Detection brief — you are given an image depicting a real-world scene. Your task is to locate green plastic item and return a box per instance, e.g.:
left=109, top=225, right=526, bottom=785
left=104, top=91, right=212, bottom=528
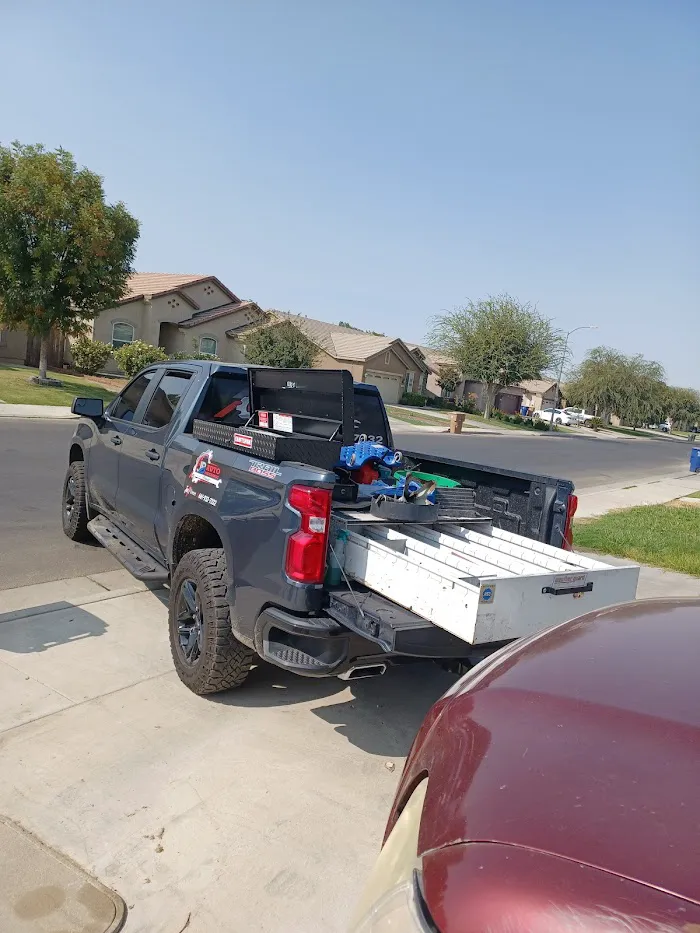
left=394, top=470, right=460, bottom=488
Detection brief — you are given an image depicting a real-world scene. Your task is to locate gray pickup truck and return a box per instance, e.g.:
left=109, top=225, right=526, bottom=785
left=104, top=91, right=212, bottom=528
left=63, top=361, right=577, bottom=695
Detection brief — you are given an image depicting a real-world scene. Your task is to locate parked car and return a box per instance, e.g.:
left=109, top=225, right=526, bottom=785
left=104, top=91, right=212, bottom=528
left=660, top=420, right=672, bottom=433
left=351, top=599, right=700, bottom=932
left=532, top=407, right=573, bottom=425
left=562, top=406, right=594, bottom=424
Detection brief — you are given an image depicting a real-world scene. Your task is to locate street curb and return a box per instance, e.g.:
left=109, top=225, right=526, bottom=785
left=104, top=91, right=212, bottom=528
left=0, top=404, right=77, bottom=419
left=0, top=584, right=165, bottom=625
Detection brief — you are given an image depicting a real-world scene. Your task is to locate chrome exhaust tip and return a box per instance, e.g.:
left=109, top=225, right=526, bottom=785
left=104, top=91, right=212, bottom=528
left=338, top=663, right=387, bottom=681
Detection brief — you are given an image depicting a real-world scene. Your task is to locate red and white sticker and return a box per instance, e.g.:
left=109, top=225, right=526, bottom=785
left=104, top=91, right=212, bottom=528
left=234, top=433, right=253, bottom=449
left=258, top=410, right=269, bottom=428
left=273, top=412, right=293, bottom=433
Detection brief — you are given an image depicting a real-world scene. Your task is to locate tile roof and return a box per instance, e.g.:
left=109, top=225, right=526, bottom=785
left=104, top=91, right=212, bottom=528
left=519, top=378, right=558, bottom=394
left=406, top=343, right=457, bottom=372
left=122, top=273, right=208, bottom=300
left=178, top=301, right=259, bottom=329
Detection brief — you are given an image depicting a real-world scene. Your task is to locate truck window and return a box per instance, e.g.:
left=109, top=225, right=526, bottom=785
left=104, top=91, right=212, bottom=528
left=142, top=371, right=192, bottom=428
left=195, top=372, right=250, bottom=427
left=353, top=387, right=389, bottom=444
left=111, top=371, right=155, bottom=422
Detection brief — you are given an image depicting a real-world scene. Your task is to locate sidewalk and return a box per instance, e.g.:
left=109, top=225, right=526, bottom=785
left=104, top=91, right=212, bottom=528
left=0, top=403, right=76, bottom=419
left=576, top=471, right=700, bottom=518
left=0, top=575, right=447, bottom=933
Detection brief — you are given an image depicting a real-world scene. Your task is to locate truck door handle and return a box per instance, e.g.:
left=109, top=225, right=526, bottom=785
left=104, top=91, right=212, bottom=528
left=146, top=448, right=161, bottom=461
left=111, top=436, right=122, bottom=446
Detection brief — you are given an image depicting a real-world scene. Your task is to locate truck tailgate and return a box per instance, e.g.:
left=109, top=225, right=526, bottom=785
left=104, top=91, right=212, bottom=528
left=337, top=522, right=639, bottom=644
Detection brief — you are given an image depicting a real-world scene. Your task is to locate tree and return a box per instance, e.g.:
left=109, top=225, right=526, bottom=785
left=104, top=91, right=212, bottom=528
left=665, top=386, right=700, bottom=430
left=436, top=363, right=461, bottom=396
left=427, top=295, right=561, bottom=419
left=244, top=320, right=319, bottom=368
left=0, top=142, right=139, bottom=381
left=565, top=348, right=667, bottom=428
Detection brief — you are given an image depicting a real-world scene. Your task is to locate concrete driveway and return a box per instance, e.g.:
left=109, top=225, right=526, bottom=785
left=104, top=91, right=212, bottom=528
left=0, top=572, right=454, bottom=933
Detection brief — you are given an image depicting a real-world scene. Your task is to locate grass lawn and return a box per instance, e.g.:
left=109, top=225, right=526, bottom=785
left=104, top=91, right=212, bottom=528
left=0, top=363, right=120, bottom=406
left=603, top=424, right=663, bottom=439
left=575, top=504, right=700, bottom=576
left=463, top=413, right=575, bottom=433
left=686, top=490, right=700, bottom=499
left=386, top=406, right=449, bottom=427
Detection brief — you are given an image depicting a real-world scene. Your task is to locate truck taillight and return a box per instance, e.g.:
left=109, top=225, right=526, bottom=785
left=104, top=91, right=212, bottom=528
left=563, top=493, right=578, bottom=550
left=285, top=485, right=332, bottom=584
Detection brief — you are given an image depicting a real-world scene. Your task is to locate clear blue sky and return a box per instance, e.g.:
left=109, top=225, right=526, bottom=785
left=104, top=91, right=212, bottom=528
left=2, top=0, right=698, bottom=386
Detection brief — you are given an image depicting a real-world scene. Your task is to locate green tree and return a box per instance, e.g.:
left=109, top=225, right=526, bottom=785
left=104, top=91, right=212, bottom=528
left=436, top=363, right=461, bottom=396
left=428, top=295, right=561, bottom=419
left=245, top=320, right=319, bottom=368
left=565, top=348, right=666, bottom=428
left=665, top=386, right=700, bottom=430
left=0, top=142, right=139, bottom=381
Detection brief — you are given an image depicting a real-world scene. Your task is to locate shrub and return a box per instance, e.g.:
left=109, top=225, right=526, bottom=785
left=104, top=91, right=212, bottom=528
left=588, top=417, right=604, bottom=432
left=70, top=336, right=112, bottom=375
left=512, top=412, right=524, bottom=424
left=400, top=392, right=427, bottom=407
left=113, top=340, right=168, bottom=377
left=426, top=396, right=456, bottom=409
left=456, top=393, right=478, bottom=414
left=533, top=418, right=550, bottom=430
left=169, top=350, right=220, bottom=362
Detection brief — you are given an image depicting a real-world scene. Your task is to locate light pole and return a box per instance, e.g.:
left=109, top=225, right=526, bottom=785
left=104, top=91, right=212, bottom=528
left=553, top=325, right=598, bottom=430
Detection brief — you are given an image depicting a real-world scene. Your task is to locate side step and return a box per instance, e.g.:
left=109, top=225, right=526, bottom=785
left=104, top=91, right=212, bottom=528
left=87, top=516, right=169, bottom=583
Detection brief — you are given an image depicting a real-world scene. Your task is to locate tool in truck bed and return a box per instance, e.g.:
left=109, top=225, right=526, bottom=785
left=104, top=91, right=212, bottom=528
left=63, top=362, right=639, bottom=696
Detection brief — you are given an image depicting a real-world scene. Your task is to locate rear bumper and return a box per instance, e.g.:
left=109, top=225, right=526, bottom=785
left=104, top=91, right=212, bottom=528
left=254, top=589, right=478, bottom=678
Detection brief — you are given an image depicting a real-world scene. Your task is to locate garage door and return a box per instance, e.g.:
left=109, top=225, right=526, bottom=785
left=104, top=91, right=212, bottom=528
left=364, top=372, right=403, bottom=405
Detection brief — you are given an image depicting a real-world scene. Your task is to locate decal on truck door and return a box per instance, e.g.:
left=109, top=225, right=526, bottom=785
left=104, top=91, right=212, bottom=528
left=190, top=450, right=223, bottom=488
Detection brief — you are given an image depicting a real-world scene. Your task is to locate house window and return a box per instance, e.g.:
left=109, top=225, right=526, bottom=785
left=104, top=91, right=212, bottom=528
left=0, top=328, right=6, bottom=347
left=384, top=351, right=391, bottom=365
left=419, top=372, right=426, bottom=392
left=405, top=371, right=415, bottom=393
left=199, top=336, right=218, bottom=356
left=111, top=321, right=135, bottom=349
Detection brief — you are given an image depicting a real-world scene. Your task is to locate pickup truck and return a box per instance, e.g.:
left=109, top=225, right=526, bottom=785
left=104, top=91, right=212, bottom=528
left=62, top=361, right=597, bottom=696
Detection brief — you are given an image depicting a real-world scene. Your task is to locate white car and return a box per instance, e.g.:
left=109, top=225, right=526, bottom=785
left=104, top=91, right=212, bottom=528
left=562, top=406, right=594, bottom=424
left=532, top=407, right=573, bottom=426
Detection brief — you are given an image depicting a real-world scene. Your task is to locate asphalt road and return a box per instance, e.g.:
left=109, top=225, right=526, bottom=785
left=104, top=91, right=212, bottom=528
left=0, top=419, right=694, bottom=590
left=0, top=420, right=117, bottom=590
left=394, top=428, right=694, bottom=490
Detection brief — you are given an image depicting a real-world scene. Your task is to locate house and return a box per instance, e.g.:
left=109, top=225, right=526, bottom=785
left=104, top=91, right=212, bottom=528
left=406, top=344, right=459, bottom=398
left=228, top=312, right=429, bottom=404
left=91, top=273, right=262, bottom=372
left=518, top=379, right=559, bottom=412
left=0, top=272, right=262, bottom=371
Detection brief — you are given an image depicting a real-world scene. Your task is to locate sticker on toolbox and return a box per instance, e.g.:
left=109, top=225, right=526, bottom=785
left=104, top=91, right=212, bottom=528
left=233, top=433, right=253, bottom=449
left=552, top=572, right=588, bottom=589
left=258, top=411, right=269, bottom=428
left=480, top=584, right=496, bottom=603
left=273, top=412, right=293, bottom=433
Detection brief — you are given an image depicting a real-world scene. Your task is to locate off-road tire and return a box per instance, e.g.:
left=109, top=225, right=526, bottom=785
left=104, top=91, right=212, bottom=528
left=62, top=461, right=92, bottom=542
left=169, top=548, right=255, bottom=695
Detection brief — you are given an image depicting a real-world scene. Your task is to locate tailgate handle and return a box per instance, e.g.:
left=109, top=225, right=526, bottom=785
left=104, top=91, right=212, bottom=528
left=542, top=582, right=594, bottom=596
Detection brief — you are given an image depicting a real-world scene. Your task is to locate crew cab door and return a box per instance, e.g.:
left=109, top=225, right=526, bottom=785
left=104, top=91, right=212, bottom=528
left=88, top=370, right=157, bottom=517
left=115, top=369, right=194, bottom=552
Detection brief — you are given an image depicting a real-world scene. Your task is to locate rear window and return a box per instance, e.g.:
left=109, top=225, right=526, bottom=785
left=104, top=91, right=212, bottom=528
left=353, top=387, right=389, bottom=444
left=195, top=372, right=250, bottom=426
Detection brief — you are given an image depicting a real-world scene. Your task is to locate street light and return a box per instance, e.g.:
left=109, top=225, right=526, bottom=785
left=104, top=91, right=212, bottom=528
left=553, top=325, right=598, bottom=430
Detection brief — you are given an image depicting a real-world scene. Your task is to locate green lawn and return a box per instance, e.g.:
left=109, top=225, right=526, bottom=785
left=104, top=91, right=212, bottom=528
left=386, top=406, right=449, bottom=427
left=463, top=413, right=575, bottom=433
left=575, top=504, right=700, bottom=576
left=686, top=490, right=700, bottom=499
left=603, top=424, right=664, bottom=439
left=0, top=363, right=119, bottom=406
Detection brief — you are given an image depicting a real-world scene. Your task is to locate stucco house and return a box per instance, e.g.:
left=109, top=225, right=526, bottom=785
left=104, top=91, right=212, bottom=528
left=91, top=272, right=262, bottom=372
left=228, top=312, right=429, bottom=404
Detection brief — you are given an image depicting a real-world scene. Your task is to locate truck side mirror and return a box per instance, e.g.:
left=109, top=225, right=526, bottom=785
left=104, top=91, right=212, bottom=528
left=71, top=397, right=104, bottom=419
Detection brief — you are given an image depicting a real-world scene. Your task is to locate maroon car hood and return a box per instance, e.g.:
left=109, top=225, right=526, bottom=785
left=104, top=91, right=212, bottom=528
left=414, top=600, right=700, bottom=905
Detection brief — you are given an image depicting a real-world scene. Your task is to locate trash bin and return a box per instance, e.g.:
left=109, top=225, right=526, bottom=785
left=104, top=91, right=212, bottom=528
left=520, top=405, right=529, bottom=417
left=691, top=448, right=700, bottom=473
left=449, top=412, right=466, bottom=434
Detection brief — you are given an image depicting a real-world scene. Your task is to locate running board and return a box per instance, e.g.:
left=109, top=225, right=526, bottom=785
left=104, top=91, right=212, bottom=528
left=87, top=516, right=169, bottom=583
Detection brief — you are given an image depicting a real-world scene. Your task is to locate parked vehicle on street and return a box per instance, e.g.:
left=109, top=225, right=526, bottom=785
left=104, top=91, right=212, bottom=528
left=63, top=362, right=636, bottom=695
left=660, top=419, right=672, bottom=433
left=562, top=406, right=594, bottom=424
left=351, top=599, right=700, bottom=933
left=532, top=407, right=573, bottom=425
